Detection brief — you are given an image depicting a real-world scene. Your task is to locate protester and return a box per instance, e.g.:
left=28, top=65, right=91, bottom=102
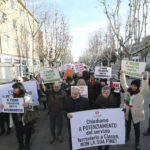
left=95, top=85, right=117, bottom=150
left=86, top=71, right=99, bottom=108
left=15, top=76, right=23, bottom=83
left=97, top=78, right=107, bottom=95
left=61, top=76, right=75, bottom=96
left=120, top=70, right=148, bottom=150
left=40, top=80, right=67, bottom=144
left=64, top=87, right=89, bottom=150
left=74, top=72, right=84, bottom=85
left=77, top=79, right=86, bottom=86
left=110, top=74, right=123, bottom=107
left=1, top=83, right=33, bottom=150
left=82, top=66, right=90, bottom=81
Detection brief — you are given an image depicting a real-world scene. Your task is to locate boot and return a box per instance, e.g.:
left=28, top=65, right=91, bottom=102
left=57, top=135, right=63, bottom=143
left=49, top=136, right=55, bottom=144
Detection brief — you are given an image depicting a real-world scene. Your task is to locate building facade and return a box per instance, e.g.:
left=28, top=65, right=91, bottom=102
left=0, top=0, right=41, bottom=83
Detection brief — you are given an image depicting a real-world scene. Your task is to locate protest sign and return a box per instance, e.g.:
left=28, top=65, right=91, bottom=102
left=40, top=69, right=61, bottom=84
left=2, top=98, right=24, bottom=113
left=64, top=64, right=72, bottom=71
left=74, top=63, right=84, bottom=73
left=121, top=60, right=146, bottom=78
left=95, top=66, right=112, bottom=79
left=63, top=69, right=74, bottom=79
left=113, top=82, right=120, bottom=93
left=0, top=81, right=39, bottom=113
left=70, top=108, right=125, bottom=150
left=71, top=86, right=88, bottom=98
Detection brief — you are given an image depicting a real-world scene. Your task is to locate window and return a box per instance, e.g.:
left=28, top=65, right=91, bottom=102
left=1, top=13, right=7, bottom=23
left=14, top=40, right=18, bottom=49
left=19, top=8, right=22, bottom=16
left=3, top=35, right=9, bottom=51
left=12, top=20, right=16, bottom=29
left=11, top=1, right=14, bottom=9
left=20, top=25, right=23, bottom=34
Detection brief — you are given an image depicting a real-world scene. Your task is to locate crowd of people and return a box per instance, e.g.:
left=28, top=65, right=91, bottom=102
left=0, top=66, right=150, bottom=150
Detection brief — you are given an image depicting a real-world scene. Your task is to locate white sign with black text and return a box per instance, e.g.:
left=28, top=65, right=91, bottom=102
left=70, top=108, right=125, bottom=150
left=95, top=67, right=112, bottom=79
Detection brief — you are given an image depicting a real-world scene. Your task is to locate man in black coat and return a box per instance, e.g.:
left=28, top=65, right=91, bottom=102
left=95, top=85, right=117, bottom=150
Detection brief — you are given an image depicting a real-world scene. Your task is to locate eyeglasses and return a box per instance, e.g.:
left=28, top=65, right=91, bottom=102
left=16, top=80, right=21, bottom=82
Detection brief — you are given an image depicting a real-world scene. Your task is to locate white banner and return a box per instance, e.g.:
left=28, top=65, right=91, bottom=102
left=121, top=60, right=146, bottom=78
left=95, top=66, right=112, bottom=79
left=40, top=68, right=61, bottom=84
left=2, top=98, right=24, bottom=113
left=70, top=108, right=125, bottom=150
left=71, top=86, right=88, bottom=98
left=0, top=81, right=39, bottom=112
left=74, top=64, right=84, bottom=73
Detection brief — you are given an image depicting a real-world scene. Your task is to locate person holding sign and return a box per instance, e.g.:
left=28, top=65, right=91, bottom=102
left=40, top=80, right=67, bottom=144
left=64, top=87, right=89, bottom=150
left=86, top=71, right=99, bottom=109
left=120, top=71, right=148, bottom=150
left=1, top=83, right=33, bottom=150
left=95, top=86, right=117, bottom=150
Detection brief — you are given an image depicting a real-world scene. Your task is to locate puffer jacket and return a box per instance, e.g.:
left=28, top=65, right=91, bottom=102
left=120, top=73, right=148, bottom=124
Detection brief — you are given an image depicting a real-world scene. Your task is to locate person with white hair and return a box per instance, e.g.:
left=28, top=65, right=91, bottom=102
left=40, top=80, right=67, bottom=144
left=64, top=87, right=89, bottom=150
left=15, top=76, right=23, bottom=83
left=95, top=85, right=117, bottom=150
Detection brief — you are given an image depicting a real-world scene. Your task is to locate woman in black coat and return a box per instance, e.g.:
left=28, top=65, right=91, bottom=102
left=95, top=85, right=117, bottom=150
left=64, top=87, right=89, bottom=150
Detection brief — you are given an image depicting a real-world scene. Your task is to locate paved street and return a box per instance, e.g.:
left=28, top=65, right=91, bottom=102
left=0, top=86, right=150, bottom=150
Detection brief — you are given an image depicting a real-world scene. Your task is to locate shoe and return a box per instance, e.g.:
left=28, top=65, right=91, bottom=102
left=49, top=136, right=55, bottom=144
left=143, top=129, right=150, bottom=136
left=57, top=135, right=63, bottom=143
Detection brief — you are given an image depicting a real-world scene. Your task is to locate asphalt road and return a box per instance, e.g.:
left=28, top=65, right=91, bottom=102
left=0, top=84, right=150, bottom=150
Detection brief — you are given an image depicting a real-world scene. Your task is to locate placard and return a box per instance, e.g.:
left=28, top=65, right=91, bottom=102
left=40, top=69, right=61, bottom=84
left=95, top=66, right=112, bottom=78
left=70, top=108, right=125, bottom=150
left=71, top=86, right=88, bottom=98
left=74, top=64, right=84, bottom=73
left=63, top=69, right=74, bottom=79
left=121, top=60, right=146, bottom=78
left=113, top=82, right=120, bottom=93
left=2, top=98, right=24, bottom=113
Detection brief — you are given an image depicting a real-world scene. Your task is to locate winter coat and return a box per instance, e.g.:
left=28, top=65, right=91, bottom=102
left=44, top=88, right=67, bottom=113
left=120, top=73, right=148, bottom=124
left=10, top=93, right=33, bottom=126
left=95, top=94, right=117, bottom=109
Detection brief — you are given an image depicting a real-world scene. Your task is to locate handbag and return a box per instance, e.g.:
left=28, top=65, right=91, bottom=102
left=24, top=110, right=40, bottom=124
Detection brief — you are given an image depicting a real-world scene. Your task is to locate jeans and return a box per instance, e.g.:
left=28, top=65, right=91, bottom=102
left=126, top=110, right=140, bottom=145
left=49, top=112, right=63, bottom=136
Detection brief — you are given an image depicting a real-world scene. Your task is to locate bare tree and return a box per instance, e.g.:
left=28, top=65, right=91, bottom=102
left=101, top=0, right=149, bottom=61
left=41, top=9, right=72, bottom=66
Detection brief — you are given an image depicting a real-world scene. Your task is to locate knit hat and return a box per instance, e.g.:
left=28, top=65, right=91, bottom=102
left=131, top=79, right=141, bottom=89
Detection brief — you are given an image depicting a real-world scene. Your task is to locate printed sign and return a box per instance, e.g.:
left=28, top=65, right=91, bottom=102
left=0, top=81, right=39, bottom=112
left=95, top=66, right=112, bottom=78
left=70, top=108, right=125, bottom=150
left=2, top=98, right=24, bottom=113
left=71, top=86, right=88, bottom=98
left=74, top=64, right=84, bottom=73
left=64, top=64, right=72, bottom=71
left=40, top=69, right=61, bottom=84
left=113, top=82, right=120, bottom=93
left=121, top=60, right=146, bottom=78
left=63, top=69, right=74, bottom=79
